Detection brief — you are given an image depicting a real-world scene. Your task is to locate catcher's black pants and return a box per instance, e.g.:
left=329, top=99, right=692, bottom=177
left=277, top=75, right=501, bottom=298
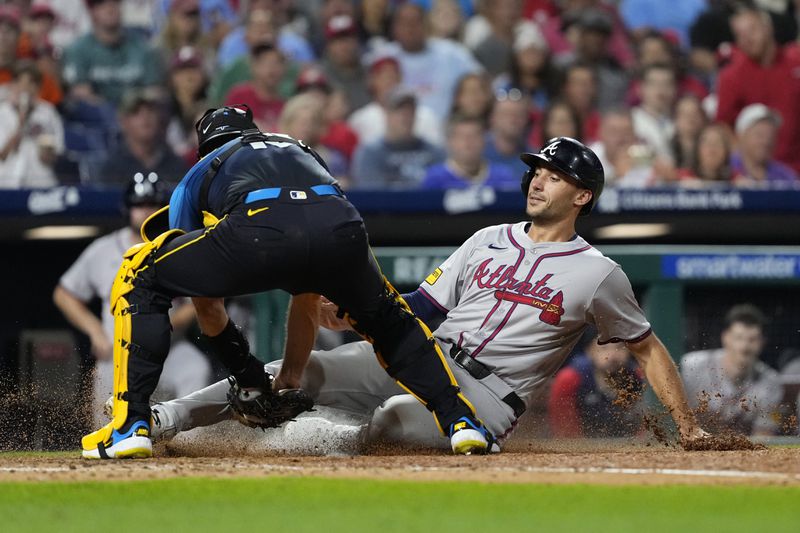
left=123, top=190, right=473, bottom=431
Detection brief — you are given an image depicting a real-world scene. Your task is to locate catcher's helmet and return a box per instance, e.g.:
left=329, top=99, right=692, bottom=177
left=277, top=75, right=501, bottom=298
left=124, top=172, right=171, bottom=208
left=195, top=105, right=257, bottom=158
left=520, top=136, right=605, bottom=216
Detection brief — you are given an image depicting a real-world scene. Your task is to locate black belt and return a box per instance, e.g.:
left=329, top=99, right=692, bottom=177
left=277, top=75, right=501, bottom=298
left=450, top=346, right=526, bottom=418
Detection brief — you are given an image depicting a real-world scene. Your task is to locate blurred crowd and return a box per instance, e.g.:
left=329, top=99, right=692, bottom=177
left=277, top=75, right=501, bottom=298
left=0, top=0, right=798, bottom=191
left=547, top=303, right=800, bottom=439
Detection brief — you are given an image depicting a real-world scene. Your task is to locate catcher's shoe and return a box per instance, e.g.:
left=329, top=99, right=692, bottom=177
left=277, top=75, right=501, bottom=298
left=81, top=419, right=152, bottom=460
left=104, top=397, right=177, bottom=443
left=449, top=416, right=493, bottom=455
left=226, top=374, right=314, bottom=430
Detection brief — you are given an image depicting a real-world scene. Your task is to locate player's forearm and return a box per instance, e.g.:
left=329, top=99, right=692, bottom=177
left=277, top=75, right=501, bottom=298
left=280, top=294, right=321, bottom=386
left=53, top=285, right=105, bottom=339
left=634, top=338, right=699, bottom=436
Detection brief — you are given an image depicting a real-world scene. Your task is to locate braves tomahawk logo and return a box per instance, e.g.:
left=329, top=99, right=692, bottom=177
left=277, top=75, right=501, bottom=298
left=470, top=259, right=565, bottom=325
left=542, top=140, right=561, bottom=156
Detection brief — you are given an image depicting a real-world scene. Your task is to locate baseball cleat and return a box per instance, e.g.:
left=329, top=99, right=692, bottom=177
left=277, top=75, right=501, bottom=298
left=449, top=416, right=493, bottom=455
left=150, top=404, right=178, bottom=442
left=104, top=397, right=177, bottom=443
left=82, top=419, right=153, bottom=460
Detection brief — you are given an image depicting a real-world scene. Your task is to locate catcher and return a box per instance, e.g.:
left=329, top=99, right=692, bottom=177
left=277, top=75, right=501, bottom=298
left=81, top=105, right=493, bottom=459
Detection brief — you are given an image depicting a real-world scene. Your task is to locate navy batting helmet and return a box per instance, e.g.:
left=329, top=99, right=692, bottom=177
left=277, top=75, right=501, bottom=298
left=195, top=105, right=258, bottom=158
left=124, top=172, right=171, bottom=208
left=520, top=137, right=605, bottom=216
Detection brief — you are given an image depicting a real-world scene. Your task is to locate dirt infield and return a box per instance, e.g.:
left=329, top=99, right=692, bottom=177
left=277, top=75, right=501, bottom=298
left=2, top=441, right=798, bottom=487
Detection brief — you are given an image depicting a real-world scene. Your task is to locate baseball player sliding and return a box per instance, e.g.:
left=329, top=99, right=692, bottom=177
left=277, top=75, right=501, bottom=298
left=147, top=137, right=710, bottom=451
left=81, top=105, right=492, bottom=459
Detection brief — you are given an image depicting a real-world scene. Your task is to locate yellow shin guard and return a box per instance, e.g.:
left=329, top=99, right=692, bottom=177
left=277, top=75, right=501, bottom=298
left=81, top=229, right=183, bottom=453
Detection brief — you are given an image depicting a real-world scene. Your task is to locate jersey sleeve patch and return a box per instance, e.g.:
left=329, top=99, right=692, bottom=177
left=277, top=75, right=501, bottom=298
left=424, top=267, right=443, bottom=286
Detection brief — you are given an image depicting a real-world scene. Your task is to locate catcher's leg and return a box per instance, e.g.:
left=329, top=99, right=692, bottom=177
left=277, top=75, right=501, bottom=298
left=317, top=223, right=493, bottom=454
left=81, top=231, right=182, bottom=459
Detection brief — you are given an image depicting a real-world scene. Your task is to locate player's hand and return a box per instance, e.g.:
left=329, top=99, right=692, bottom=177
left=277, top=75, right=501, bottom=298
left=318, top=297, right=353, bottom=331
left=273, top=372, right=301, bottom=391
left=90, top=332, right=113, bottom=361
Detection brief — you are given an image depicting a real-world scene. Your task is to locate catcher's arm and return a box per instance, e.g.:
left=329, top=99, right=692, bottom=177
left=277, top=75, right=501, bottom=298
left=274, top=293, right=321, bottom=390
left=626, top=333, right=710, bottom=446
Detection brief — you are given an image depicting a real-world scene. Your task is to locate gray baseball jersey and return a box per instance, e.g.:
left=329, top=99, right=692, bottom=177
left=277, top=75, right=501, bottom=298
left=60, top=228, right=131, bottom=337
left=420, top=222, right=651, bottom=406
left=680, top=349, right=783, bottom=435
left=153, top=223, right=651, bottom=450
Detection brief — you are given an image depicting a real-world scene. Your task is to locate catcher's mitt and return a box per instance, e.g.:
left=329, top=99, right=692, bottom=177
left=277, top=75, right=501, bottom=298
left=226, top=375, right=314, bottom=430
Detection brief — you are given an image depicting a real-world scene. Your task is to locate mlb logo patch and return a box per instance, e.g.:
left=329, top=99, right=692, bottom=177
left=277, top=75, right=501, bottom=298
left=290, top=190, right=307, bottom=200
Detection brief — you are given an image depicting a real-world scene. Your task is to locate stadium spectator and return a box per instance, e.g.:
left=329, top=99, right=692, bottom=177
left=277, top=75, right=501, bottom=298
left=561, top=61, right=600, bottom=142
left=619, top=0, right=706, bottom=48
left=483, top=91, right=531, bottom=176
left=53, top=173, right=211, bottom=427
left=217, top=4, right=314, bottom=68
left=677, top=123, right=740, bottom=186
left=61, top=0, right=163, bottom=107
left=420, top=113, right=517, bottom=189
left=293, top=67, right=359, bottom=161
left=631, top=63, right=677, bottom=160
left=18, top=4, right=61, bottom=85
left=427, top=0, right=465, bottom=41
left=730, top=104, right=799, bottom=187
left=0, top=5, right=61, bottom=105
left=538, top=0, right=634, bottom=70
left=589, top=107, right=654, bottom=188
left=556, top=8, right=629, bottom=111
left=223, top=42, right=286, bottom=133
left=96, top=89, right=187, bottom=185
left=33, top=0, right=90, bottom=51
left=351, top=87, right=445, bottom=189
left=670, top=94, right=707, bottom=170
left=687, top=5, right=733, bottom=92
left=206, top=8, right=303, bottom=106
left=0, top=61, right=63, bottom=189
left=680, top=304, right=783, bottom=437
left=278, top=92, right=349, bottom=183
left=548, top=337, right=644, bottom=438
left=533, top=100, right=582, bottom=148
left=348, top=54, right=444, bottom=146
left=625, top=30, right=708, bottom=107
left=468, top=0, right=543, bottom=79
left=310, top=0, right=359, bottom=54
left=165, top=46, right=208, bottom=164
left=381, top=2, right=482, bottom=121
left=360, top=0, right=392, bottom=41
left=716, top=5, right=800, bottom=173
left=319, top=15, right=370, bottom=113
left=450, top=72, right=494, bottom=124
left=491, top=21, right=558, bottom=112
left=152, top=0, right=235, bottom=50
left=155, top=0, right=217, bottom=71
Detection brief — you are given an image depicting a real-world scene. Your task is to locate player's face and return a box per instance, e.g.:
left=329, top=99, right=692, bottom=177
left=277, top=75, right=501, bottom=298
left=721, top=322, right=764, bottom=375
left=128, top=205, right=160, bottom=235
left=525, top=167, right=590, bottom=221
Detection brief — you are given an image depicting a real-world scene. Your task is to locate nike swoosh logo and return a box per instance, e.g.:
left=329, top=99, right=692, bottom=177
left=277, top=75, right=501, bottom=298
left=488, top=244, right=507, bottom=250
left=247, top=207, right=270, bottom=216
